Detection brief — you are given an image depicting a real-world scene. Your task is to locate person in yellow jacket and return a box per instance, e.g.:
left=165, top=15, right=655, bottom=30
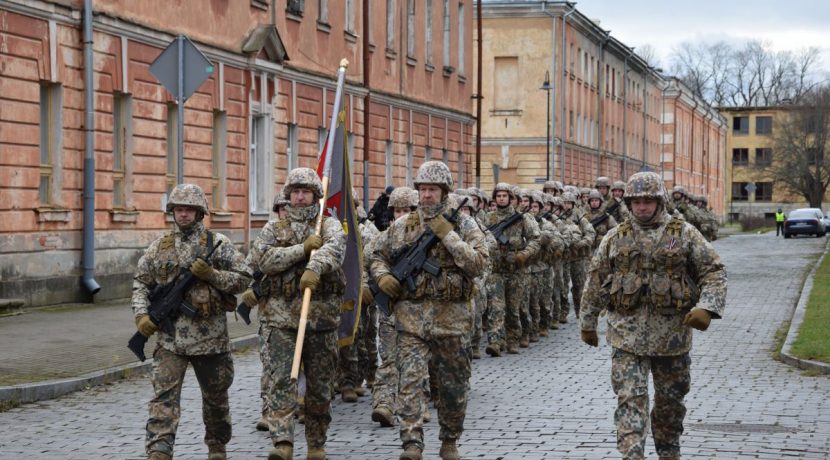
left=775, top=208, right=786, bottom=237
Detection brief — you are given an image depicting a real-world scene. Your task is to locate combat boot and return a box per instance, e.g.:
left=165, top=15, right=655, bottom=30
left=307, top=446, right=327, bottom=460
left=399, top=443, right=423, bottom=460
left=256, top=415, right=271, bottom=431
left=519, top=335, right=530, bottom=348
left=549, top=322, right=559, bottom=330
left=530, top=334, right=540, bottom=342
left=539, top=329, right=549, bottom=337
left=268, top=442, right=293, bottom=460
left=439, top=439, right=460, bottom=460
left=507, top=344, right=519, bottom=354
left=658, top=457, right=680, bottom=460
left=472, top=347, right=481, bottom=359
left=354, top=386, right=366, bottom=397
left=148, top=452, right=171, bottom=460
left=207, top=444, right=226, bottom=460
left=341, top=386, right=358, bottom=403
left=485, top=344, right=501, bottom=357
left=365, top=376, right=376, bottom=389
left=371, top=406, right=395, bottom=427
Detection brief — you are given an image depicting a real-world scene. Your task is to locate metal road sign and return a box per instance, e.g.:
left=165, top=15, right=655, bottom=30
left=150, top=36, right=214, bottom=184
left=745, top=182, right=757, bottom=194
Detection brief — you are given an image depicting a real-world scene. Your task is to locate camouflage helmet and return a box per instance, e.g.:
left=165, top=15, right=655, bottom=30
left=388, top=186, right=418, bottom=208
left=543, top=193, right=556, bottom=205
left=579, top=187, right=592, bottom=197
left=671, top=185, right=686, bottom=197
left=468, top=187, right=486, bottom=203
left=553, top=181, right=564, bottom=192
left=551, top=196, right=564, bottom=208
left=699, top=195, right=709, bottom=205
left=509, top=185, right=521, bottom=200
left=167, top=183, right=209, bottom=214
left=283, top=167, right=324, bottom=199
left=272, top=194, right=290, bottom=212
left=530, top=190, right=545, bottom=205
left=492, top=182, right=514, bottom=200
left=595, top=176, right=611, bottom=188
left=543, top=180, right=558, bottom=192
left=561, top=191, right=577, bottom=204
left=611, top=180, right=626, bottom=192
left=414, top=160, right=454, bottom=192
left=564, top=185, right=579, bottom=196
left=518, top=188, right=531, bottom=200
left=625, top=172, right=668, bottom=203
left=588, top=189, right=603, bottom=201
left=446, top=193, right=462, bottom=209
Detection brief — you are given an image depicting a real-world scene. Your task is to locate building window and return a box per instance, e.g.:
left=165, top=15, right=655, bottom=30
left=287, top=123, right=299, bottom=171
left=387, top=0, right=396, bottom=51
left=407, top=0, right=415, bottom=58
left=406, top=143, right=414, bottom=186
left=425, top=0, right=433, bottom=67
left=250, top=115, right=272, bottom=213
left=113, top=92, right=132, bottom=209
left=733, top=116, right=749, bottom=134
left=166, top=103, right=179, bottom=195
left=425, top=145, right=432, bottom=161
left=442, top=148, right=449, bottom=164
left=806, top=147, right=820, bottom=166
left=732, top=148, right=748, bottom=165
left=318, top=0, right=329, bottom=24
left=287, top=0, right=304, bottom=16
left=457, top=2, right=465, bottom=75
left=385, top=140, right=394, bottom=186
left=755, top=116, right=773, bottom=135
left=569, top=110, right=574, bottom=140
left=442, top=0, right=451, bottom=68
left=39, top=83, right=63, bottom=207
left=211, top=111, right=227, bottom=210
left=732, top=182, right=748, bottom=201
left=755, top=182, right=773, bottom=201
left=318, top=127, right=329, bottom=153
left=493, top=57, right=519, bottom=110
left=345, top=0, right=356, bottom=33
left=457, top=150, right=464, bottom=187
left=755, top=148, right=773, bottom=166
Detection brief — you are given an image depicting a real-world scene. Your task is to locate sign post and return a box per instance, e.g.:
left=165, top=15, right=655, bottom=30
left=150, top=35, right=214, bottom=184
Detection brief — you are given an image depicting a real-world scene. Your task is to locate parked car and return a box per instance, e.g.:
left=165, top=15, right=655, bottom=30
left=823, top=212, right=830, bottom=229
left=784, top=208, right=827, bottom=238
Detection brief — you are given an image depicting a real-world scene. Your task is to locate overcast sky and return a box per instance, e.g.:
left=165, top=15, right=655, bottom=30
left=574, top=0, right=830, bottom=73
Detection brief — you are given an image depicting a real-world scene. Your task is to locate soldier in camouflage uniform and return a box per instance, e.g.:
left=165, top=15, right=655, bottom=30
left=547, top=195, right=577, bottom=328
left=459, top=194, right=496, bottom=359
left=485, top=183, right=541, bottom=353
left=670, top=186, right=703, bottom=232
left=579, top=187, right=592, bottom=209
left=586, top=189, right=618, bottom=251
left=370, top=161, right=488, bottom=460
left=607, top=180, right=631, bottom=224
left=371, top=186, right=418, bottom=427
left=528, top=191, right=563, bottom=338
left=246, top=168, right=347, bottom=460
left=693, top=195, right=718, bottom=241
left=560, top=191, right=596, bottom=321
left=580, top=172, right=727, bottom=460
left=132, top=183, right=251, bottom=460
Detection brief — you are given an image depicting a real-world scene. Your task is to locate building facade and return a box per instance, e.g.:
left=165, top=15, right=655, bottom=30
left=0, top=0, right=474, bottom=307
left=475, top=1, right=727, bottom=218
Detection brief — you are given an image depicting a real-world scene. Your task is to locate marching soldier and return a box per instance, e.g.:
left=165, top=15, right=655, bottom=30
left=606, top=180, right=631, bottom=224
left=370, top=161, right=488, bottom=460
left=580, top=172, right=727, bottom=460
left=528, top=191, right=563, bottom=338
left=559, top=191, right=596, bottom=321
left=246, top=168, right=347, bottom=460
left=585, top=189, right=618, bottom=251
left=132, top=183, right=251, bottom=460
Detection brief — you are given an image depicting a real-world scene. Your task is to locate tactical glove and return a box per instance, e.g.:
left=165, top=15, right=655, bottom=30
left=362, top=286, right=374, bottom=306
left=429, top=215, right=454, bottom=239
left=241, top=288, right=259, bottom=307
left=299, top=270, right=321, bottom=292
left=580, top=329, right=599, bottom=347
left=507, top=251, right=529, bottom=267
left=303, top=234, right=324, bottom=256
left=136, top=314, right=157, bottom=337
left=683, top=308, right=712, bottom=331
left=378, top=274, right=403, bottom=298
left=190, top=258, right=215, bottom=281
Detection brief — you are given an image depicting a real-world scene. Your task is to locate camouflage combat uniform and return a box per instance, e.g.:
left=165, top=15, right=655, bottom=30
left=246, top=168, right=346, bottom=454
left=580, top=172, right=727, bottom=460
left=132, top=184, right=251, bottom=459
left=370, top=161, right=488, bottom=458
left=561, top=192, right=596, bottom=320
left=586, top=191, right=618, bottom=252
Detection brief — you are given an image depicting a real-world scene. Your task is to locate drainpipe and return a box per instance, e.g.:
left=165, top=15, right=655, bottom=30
left=541, top=3, right=557, bottom=181
left=622, top=49, right=633, bottom=177
left=559, top=4, right=576, bottom=182
left=596, top=31, right=609, bottom=177
left=362, top=0, right=371, bottom=206
left=81, top=0, right=100, bottom=296
left=475, top=0, right=483, bottom=188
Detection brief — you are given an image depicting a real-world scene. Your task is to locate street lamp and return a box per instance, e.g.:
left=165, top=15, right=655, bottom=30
left=540, top=70, right=553, bottom=180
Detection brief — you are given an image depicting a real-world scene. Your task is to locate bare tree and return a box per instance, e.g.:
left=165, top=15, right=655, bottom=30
left=636, top=44, right=661, bottom=69
left=764, top=85, right=830, bottom=208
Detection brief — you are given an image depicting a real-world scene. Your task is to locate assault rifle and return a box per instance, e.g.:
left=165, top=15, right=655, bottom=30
left=236, top=270, right=265, bottom=325
left=487, top=211, right=525, bottom=245
left=369, top=197, right=468, bottom=316
left=589, top=212, right=611, bottom=227
left=127, top=240, right=223, bottom=362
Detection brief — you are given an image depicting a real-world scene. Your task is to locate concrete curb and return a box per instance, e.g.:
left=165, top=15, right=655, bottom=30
left=780, top=238, right=830, bottom=375
left=0, top=334, right=259, bottom=406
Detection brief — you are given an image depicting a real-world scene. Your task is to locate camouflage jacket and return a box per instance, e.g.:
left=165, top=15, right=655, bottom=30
left=530, top=215, right=563, bottom=272
left=132, top=223, right=251, bottom=355
left=247, top=204, right=346, bottom=331
left=369, top=203, right=488, bottom=337
left=563, top=208, right=597, bottom=259
left=485, top=205, right=541, bottom=273
left=579, top=210, right=727, bottom=356
left=549, top=215, right=578, bottom=263
left=602, top=197, right=630, bottom=224
left=585, top=207, right=618, bottom=251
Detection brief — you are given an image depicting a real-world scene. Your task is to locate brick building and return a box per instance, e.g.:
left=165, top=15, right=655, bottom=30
left=0, top=0, right=474, bottom=307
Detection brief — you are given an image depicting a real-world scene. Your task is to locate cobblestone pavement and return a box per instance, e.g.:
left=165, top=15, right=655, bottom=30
left=1, top=232, right=828, bottom=459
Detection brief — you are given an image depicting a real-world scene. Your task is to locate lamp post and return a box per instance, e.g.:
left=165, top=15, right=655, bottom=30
left=540, top=70, right=552, bottom=180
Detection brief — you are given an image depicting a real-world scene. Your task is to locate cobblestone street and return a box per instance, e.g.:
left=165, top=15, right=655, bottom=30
left=1, top=232, right=828, bottom=459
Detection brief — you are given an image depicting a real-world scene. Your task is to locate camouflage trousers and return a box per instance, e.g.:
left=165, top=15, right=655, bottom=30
left=470, top=279, right=487, bottom=352
left=563, top=259, right=586, bottom=319
left=527, top=268, right=547, bottom=338
left=398, top=332, right=472, bottom=451
left=259, top=322, right=272, bottom=417
left=551, top=261, right=564, bottom=323
left=538, top=267, right=554, bottom=331
left=483, top=273, right=506, bottom=348
left=517, top=273, right=533, bottom=340
left=358, top=304, right=379, bottom=386
left=145, top=347, right=234, bottom=456
left=559, top=260, right=571, bottom=321
left=611, top=348, right=691, bottom=459
left=501, top=272, right=528, bottom=347
left=372, top=312, right=398, bottom=412
left=264, top=326, right=337, bottom=449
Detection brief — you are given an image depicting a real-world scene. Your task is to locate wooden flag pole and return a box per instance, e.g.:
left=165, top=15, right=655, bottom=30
left=291, top=59, right=348, bottom=382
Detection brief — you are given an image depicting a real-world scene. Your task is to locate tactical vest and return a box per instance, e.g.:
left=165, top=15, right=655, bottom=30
left=606, top=216, right=700, bottom=315
left=265, top=218, right=345, bottom=299
left=397, top=212, right=474, bottom=302
left=488, top=210, right=530, bottom=272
